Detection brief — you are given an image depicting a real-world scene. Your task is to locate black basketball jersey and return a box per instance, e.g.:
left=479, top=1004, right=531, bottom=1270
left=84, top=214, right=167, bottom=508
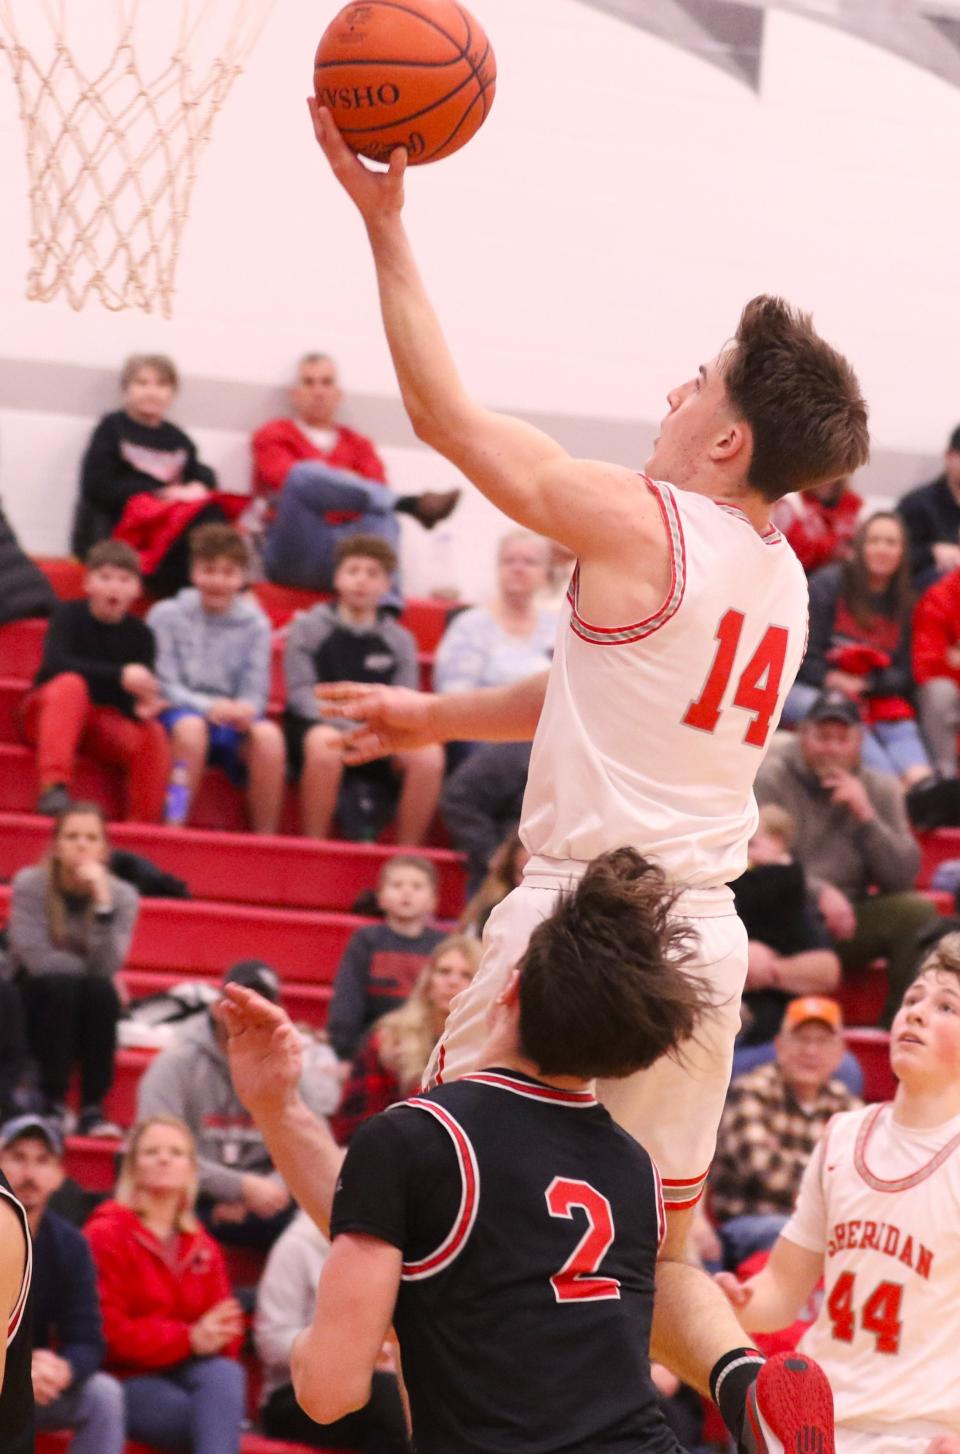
left=0, top=1170, right=33, bottom=1454
left=331, top=1069, right=682, bottom=1454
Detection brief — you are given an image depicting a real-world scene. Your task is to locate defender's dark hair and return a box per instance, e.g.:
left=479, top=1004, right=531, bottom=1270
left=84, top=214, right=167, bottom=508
left=517, top=847, right=717, bottom=1080
left=724, top=295, right=870, bottom=504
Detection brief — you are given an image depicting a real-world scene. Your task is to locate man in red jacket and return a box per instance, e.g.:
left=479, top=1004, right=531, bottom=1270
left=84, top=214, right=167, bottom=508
left=252, top=352, right=459, bottom=604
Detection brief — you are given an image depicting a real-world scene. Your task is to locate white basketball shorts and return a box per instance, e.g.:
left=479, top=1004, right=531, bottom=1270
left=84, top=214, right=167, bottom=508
left=423, top=862, right=747, bottom=1210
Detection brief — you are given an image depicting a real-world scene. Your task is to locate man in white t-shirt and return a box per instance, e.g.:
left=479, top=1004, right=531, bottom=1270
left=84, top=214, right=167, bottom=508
left=717, top=933, right=960, bottom=1454
left=251, top=352, right=459, bottom=600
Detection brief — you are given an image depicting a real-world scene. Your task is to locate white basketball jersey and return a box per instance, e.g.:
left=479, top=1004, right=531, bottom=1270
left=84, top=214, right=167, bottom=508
left=520, top=479, right=809, bottom=888
left=785, top=1102, right=960, bottom=1436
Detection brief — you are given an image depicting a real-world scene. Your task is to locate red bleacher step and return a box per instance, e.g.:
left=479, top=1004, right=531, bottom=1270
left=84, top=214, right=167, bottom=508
left=0, top=882, right=365, bottom=981
left=844, top=1028, right=897, bottom=1103
left=36, top=1434, right=325, bottom=1454
left=0, top=811, right=466, bottom=917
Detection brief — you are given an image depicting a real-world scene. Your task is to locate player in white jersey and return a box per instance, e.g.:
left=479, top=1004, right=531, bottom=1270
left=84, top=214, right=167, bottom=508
left=717, top=935, right=960, bottom=1454
left=309, top=101, right=867, bottom=1217
left=307, top=101, right=868, bottom=1411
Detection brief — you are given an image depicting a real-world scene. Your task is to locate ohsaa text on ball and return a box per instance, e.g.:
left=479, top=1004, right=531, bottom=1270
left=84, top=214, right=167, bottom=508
left=317, top=83, right=401, bottom=111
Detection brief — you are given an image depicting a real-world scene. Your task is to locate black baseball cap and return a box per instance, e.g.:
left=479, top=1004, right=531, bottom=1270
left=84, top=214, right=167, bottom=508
left=949, top=424, right=960, bottom=454
left=222, top=959, right=281, bottom=1003
left=0, top=1114, right=64, bottom=1158
left=804, top=690, right=863, bottom=728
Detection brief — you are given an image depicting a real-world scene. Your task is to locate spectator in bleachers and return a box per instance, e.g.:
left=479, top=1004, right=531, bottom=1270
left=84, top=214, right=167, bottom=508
left=912, top=557, right=960, bottom=794
left=897, top=423, right=960, bottom=589
left=0, top=1114, right=124, bottom=1454
left=74, top=353, right=230, bottom=598
left=85, top=1115, right=246, bottom=1454
left=332, top=935, right=482, bottom=1144
left=755, top=691, right=938, bottom=1026
left=137, top=961, right=340, bottom=1251
left=253, top=352, right=459, bottom=602
left=0, top=499, right=55, bottom=625
left=781, top=512, right=932, bottom=788
left=458, top=826, right=530, bottom=938
left=147, top=524, right=286, bottom=833
left=284, top=534, right=444, bottom=842
left=732, top=806, right=840, bottom=1054
left=255, top=1209, right=410, bottom=1452
left=441, top=741, right=531, bottom=895
left=0, top=981, right=28, bottom=1123
left=326, top=856, right=446, bottom=1062
left=9, top=803, right=138, bottom=1135
left=709, top=997, right=859, bottom=1272
left=433, top=530, right=557, bottom=696
left=18, top=540, right=170, bottom=820
left=771, top=475, right=863, bottom=576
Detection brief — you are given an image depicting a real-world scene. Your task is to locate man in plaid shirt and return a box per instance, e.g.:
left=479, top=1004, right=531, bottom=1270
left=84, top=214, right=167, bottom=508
left=709, top=996, right=860, bottom=1270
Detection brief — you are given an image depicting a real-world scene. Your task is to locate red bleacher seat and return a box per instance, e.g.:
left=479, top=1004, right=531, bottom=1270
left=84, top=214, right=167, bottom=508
left=917, top=828, right=960, bottom=889
left=0, top=811, right=465, bottom=917
left=835, top=962, right=888, bottom=1028
left=36, top=1434, right=325, bottom=1454
left=63, top=1135, right=122, bottom=1191
left=844, top=1028, right=897, bottom=1102
left=66, top=1048, right=157, bottom=1127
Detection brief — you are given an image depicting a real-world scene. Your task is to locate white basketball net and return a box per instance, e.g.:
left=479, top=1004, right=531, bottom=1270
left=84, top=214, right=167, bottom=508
left=0, top=0, right=273, bottom=315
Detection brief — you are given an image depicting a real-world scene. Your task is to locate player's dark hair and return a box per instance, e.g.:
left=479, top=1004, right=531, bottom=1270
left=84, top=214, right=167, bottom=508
left=334, top=532, right=398, bottom=577
left=85, top=539, right=142, bottom=577
left=517, top=847, right=716, bottom=1080
left=724, top=295, right=869, bottom=504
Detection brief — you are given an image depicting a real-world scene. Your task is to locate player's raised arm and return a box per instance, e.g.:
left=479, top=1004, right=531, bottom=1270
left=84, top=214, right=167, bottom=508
left=308, top=101, right=655, bottom=559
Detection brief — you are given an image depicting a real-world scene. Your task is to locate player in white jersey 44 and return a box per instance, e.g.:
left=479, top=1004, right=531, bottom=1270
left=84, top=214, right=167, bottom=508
left=717, top=932, right=960, bottom=1454
left=307, top=100, right=868, bottom=1400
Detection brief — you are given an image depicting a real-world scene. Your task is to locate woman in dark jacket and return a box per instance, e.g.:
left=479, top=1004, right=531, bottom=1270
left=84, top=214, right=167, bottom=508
left=782, top=511, right=931, bottom=785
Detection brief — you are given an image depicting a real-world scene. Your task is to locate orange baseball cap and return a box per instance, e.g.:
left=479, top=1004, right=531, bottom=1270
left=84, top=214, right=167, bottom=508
left=783, top=995, right=843, bottom=1032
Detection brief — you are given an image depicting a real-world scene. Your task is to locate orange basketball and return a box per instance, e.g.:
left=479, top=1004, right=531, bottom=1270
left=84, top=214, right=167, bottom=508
left=314, top=0, right=496, bottom=165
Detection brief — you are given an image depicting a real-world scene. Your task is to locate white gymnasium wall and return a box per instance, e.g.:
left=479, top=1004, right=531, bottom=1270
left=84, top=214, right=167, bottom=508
left=0, top=0, right=957, bottom=587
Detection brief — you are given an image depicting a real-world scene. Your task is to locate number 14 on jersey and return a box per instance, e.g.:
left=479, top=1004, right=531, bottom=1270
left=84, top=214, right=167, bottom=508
left=683, top=610, right=789, bottom=749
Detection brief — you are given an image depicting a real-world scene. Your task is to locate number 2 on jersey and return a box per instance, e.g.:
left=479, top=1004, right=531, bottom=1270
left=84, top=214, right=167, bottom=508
left=683, top=609, right=788, bottom=748
left=827, top=1270, right=903, bottom=1354
left=545, top=1177, right=621, bottom=1303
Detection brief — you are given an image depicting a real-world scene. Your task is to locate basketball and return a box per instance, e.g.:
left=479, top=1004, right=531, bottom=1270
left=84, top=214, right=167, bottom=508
left=314, top=0, right=496, bottom=166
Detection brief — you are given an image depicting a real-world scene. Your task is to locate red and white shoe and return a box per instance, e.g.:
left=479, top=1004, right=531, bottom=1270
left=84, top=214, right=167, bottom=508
left=740, top=1352, right=835, bottom=1454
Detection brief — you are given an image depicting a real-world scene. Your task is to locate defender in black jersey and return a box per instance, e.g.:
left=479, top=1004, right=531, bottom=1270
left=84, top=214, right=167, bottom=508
left=275, top=848, right=837, bottom=1454
left=0, top=1167, right=33, bottom=1454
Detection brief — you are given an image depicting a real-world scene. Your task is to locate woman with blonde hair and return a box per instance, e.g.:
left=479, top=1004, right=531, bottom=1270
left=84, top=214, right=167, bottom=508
left=331, top=935, right=481, bottom=1143
left=85, top=1115, right=245, bottom=1454
left=9, top=802, right=139, bottom=1134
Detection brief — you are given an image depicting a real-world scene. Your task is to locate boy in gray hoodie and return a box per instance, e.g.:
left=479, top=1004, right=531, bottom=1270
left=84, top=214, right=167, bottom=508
left=147, top=524, right=286, bottom=832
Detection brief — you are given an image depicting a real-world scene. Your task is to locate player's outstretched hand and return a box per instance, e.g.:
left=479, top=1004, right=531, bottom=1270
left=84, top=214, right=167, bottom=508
left=307, top=97, right=406, bottom=225
left=713, top=1271, right=752, bottom=1310
left=315, top=682, right=442, bottom=764
left=924, top=1439, right=960, bottom=1454
left=216, top=984, right=304, bottom=1121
